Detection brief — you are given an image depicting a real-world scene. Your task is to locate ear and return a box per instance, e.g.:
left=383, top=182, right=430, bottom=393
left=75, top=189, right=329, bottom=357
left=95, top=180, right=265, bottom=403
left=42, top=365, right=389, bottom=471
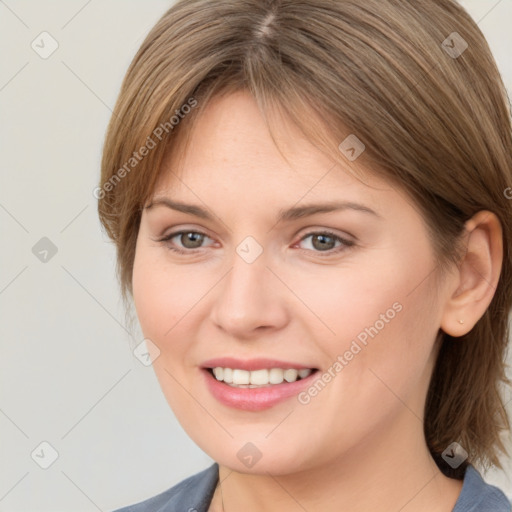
left=440, top=210, right=503, bottom=337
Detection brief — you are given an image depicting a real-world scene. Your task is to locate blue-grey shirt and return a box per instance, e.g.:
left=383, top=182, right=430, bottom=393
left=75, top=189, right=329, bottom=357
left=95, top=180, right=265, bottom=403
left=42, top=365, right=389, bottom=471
left=113, top=463, right=511, bottom=512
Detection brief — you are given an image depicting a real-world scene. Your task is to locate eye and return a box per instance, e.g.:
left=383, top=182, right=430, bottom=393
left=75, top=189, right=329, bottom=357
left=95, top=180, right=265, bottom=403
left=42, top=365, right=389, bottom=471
left=156, top=229, right=355, bottom=257
left=296, top=230, right=354, bottom=256
left=158, top=230, right=215, bottom=254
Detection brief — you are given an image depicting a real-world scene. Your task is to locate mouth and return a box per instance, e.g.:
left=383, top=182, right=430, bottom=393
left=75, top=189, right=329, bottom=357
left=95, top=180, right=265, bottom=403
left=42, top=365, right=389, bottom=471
left=200, top=359, right=320, bottom=411
left=205, top=367, right=318, bottom=388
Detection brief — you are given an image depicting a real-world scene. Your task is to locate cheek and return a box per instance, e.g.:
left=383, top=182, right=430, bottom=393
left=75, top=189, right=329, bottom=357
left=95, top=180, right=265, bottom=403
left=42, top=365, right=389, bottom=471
left=336, top=276, right=440, bottom=420
left=295, top=244, right=439, bottom=392
left=133, top=284, right=180, bottom=341
left=132, top=242, right=220, bottom=359
left=132, top=244, right=188, bottom=344
left=279, top=251, right=415, bottom=347
left=132, top=244, right=203, bottom=411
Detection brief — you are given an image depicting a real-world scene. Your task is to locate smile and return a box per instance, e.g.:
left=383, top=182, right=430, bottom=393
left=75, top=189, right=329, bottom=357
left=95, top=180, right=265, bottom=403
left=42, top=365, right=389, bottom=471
left=209, top=367, right=314, bottom=387
left=201, top=360, right=320, bottom=411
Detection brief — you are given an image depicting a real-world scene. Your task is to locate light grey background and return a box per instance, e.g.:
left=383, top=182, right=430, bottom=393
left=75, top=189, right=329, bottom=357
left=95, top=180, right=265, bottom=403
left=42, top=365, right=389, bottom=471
left=1, top=1, right=511, bottom=511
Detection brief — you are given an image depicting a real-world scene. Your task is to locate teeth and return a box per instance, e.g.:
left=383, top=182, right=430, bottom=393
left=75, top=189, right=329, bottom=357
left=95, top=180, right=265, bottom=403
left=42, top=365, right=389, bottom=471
left=250, top=369, right=269, bottom=385
left=269, top=368, right=284, bottom=384
left=232, top=369, right=250, bottom=385
left=223, top=367, right=233, bottom=383
left=283, top=369, right=298, bottom=382
left=210, top=367, right=313, bottom=387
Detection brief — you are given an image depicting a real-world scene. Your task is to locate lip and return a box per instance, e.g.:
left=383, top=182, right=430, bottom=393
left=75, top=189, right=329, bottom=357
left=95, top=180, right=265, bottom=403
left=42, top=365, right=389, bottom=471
left=201, top=361, right=319, bottom=411
left=201, top=357, right=316, bottom=372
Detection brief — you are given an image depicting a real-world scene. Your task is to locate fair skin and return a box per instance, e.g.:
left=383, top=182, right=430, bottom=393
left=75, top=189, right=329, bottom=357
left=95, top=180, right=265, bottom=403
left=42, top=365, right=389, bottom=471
left=132, top=91, right=502, bottom=512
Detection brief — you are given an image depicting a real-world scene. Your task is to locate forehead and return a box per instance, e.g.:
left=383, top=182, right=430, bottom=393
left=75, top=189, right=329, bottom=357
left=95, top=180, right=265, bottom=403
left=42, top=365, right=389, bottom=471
left=152, top=91, right=402, bottom=213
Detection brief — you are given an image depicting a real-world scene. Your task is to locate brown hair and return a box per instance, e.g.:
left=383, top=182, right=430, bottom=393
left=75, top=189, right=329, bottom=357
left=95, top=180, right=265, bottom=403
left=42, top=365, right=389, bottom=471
left=98, top=0, right=512, bottom=476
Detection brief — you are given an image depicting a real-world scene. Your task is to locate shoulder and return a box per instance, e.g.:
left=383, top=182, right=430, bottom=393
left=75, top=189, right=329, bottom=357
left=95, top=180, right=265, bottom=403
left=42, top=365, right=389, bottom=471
left=452, top=464, right=511, bottom=512
left=112, top=463, right=219, bottom=512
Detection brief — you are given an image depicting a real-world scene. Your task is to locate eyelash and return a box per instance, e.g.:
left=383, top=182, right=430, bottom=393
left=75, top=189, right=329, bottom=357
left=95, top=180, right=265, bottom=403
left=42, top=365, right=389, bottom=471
left=157, top=229, right=355, bottom=257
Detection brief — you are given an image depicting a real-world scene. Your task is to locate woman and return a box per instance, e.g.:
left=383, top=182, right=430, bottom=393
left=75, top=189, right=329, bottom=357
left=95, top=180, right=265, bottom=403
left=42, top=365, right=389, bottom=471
left=98, top=1, right=512, bottom=510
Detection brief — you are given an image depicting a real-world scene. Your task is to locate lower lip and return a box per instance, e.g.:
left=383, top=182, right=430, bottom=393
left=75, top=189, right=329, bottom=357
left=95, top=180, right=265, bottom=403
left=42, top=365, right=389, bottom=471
left=202, top=368, right=318, bottom=411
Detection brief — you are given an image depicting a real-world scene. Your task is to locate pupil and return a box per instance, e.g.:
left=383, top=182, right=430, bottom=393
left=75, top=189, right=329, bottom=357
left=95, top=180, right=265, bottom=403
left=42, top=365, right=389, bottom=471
left=183, top=232, right=203, bottom=248
left=313, top=234, right=334, bottom=251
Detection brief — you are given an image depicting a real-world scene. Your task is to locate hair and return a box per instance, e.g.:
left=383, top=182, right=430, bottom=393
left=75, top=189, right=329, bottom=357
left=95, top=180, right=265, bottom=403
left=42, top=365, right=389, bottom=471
left=98, top=0, right=512, bottom=477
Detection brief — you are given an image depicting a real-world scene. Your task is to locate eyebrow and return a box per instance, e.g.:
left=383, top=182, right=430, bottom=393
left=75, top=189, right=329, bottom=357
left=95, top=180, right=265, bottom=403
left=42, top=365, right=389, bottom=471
left=145, top=198, right=381, bottom=222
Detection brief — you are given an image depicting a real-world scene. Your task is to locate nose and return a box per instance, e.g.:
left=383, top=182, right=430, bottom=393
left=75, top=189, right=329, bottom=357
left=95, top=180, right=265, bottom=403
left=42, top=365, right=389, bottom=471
left=209, top=249, right=289, bottom=339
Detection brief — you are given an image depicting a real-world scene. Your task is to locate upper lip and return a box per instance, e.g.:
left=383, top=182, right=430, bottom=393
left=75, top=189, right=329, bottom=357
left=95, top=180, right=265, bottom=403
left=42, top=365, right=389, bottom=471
left=201, top=357, right=317, bottom=371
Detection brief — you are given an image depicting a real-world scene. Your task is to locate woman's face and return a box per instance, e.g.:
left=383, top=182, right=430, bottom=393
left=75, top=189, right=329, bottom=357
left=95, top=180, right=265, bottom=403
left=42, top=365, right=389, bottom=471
left=132, top=91, right=452, bottom=475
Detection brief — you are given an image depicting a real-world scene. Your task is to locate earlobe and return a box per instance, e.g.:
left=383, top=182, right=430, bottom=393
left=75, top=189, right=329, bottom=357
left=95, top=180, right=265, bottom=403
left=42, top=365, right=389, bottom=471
left=440, top=210, right=503, bottom=338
